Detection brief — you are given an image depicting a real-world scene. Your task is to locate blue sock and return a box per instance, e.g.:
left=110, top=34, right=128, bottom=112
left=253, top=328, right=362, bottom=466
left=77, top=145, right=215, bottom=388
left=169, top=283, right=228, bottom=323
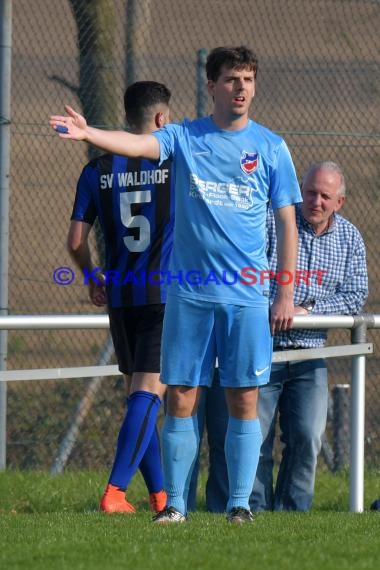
left=225, top=417, right=262, bottom=512
left=108, top=391, right=161, bottom=490
left=162, top=415, right=199, bottom=515
left=139, top=426, right=164, bottom=493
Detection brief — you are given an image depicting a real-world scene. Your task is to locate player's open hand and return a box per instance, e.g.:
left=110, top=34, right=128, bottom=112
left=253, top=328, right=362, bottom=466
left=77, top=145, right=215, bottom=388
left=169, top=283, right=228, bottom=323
left=49, top=105, right=87, bottom=140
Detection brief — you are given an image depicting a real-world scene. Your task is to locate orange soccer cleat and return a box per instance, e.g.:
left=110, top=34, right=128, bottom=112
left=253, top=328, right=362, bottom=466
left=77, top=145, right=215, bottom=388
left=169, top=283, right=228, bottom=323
left=99, top=483, right=136, bottom=514
left=149, top=489, right=167, bottom=513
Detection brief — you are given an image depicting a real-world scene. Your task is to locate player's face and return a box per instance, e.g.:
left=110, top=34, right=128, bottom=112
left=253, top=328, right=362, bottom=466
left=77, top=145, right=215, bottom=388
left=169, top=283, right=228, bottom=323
left=208, top=65, right=255, bottom=122
left=301, top=168, right=345, bottom=234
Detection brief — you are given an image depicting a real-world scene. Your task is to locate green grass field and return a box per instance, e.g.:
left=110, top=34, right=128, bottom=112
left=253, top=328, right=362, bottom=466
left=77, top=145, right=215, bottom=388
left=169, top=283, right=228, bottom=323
left=1, top=469, right=379, bottom=570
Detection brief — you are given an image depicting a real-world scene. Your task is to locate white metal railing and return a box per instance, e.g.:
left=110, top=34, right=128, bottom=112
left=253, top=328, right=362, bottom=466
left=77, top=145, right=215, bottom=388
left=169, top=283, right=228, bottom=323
left=0, top=312, right=379, bottom=513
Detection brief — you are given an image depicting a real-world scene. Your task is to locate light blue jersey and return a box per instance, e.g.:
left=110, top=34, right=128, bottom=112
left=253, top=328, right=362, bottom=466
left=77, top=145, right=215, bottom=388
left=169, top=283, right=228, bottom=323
left=153, top=116, right=301, bottom=306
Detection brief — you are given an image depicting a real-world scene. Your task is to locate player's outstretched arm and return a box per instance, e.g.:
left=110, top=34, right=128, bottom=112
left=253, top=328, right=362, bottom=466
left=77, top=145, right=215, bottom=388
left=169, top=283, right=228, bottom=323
left=49, top=105, right=160, bottom=160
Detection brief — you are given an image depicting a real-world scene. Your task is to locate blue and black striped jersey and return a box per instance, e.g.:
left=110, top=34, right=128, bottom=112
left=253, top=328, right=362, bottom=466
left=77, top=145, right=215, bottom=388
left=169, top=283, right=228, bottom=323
left=71, top=153, right=175, bottom=307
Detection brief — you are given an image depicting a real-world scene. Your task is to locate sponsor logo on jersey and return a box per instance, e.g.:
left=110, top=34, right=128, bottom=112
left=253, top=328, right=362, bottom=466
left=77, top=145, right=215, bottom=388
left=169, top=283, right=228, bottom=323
left=189, top=173, right=254, bottom=209
left=240, top=151, right=259, bottom=175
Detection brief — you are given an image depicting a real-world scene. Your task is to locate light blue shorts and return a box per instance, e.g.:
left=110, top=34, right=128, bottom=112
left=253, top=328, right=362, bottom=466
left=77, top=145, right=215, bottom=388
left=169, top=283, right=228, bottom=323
left=160, top=295, right=273, bottom=388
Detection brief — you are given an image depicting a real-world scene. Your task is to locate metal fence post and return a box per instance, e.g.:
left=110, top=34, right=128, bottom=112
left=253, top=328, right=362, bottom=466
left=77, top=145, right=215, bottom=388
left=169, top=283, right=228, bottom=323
left=0, top=0, right=12, bottom=471
left=349, top=317, right=367, bottom=512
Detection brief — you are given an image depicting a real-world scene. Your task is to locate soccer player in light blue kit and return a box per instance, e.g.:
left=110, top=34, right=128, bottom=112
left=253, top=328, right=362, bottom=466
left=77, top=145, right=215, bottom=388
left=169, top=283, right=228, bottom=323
left=50, top=45, right=302, bottom=524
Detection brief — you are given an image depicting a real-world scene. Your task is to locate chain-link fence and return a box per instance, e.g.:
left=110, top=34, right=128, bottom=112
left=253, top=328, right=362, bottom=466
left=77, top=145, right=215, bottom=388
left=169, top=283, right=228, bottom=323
left=3, top=0, right=380, bottom=471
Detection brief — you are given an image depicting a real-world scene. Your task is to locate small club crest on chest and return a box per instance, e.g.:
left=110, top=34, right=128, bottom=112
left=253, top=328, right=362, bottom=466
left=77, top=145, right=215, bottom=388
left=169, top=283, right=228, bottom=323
left=240, top=151, right=259, bottom=175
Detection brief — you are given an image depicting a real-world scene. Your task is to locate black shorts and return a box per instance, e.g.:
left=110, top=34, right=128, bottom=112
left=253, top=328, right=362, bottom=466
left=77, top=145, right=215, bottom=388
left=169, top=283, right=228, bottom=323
left=108, top=304, right=165, bottom=376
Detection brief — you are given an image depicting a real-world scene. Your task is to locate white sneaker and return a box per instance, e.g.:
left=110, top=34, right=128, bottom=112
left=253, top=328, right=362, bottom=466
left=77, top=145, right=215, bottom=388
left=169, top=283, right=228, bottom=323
left=153, top=506, right=187, bottom=524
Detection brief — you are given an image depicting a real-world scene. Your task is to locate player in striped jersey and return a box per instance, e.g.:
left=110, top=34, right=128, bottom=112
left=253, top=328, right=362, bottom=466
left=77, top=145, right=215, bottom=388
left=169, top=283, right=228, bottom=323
left=67, top=81, right=174, bottom=514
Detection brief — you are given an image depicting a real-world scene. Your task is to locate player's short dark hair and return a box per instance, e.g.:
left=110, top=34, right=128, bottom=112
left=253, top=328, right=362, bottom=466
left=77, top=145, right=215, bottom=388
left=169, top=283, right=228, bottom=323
left=206, top=46, right=259, bottom=82
left=124, top=81, right=171, bottom=127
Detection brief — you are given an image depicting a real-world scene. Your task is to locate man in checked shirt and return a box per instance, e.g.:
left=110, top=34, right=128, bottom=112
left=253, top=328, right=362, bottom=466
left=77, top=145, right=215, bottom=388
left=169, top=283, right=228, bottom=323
left=250, top=160, right=369, bottom=512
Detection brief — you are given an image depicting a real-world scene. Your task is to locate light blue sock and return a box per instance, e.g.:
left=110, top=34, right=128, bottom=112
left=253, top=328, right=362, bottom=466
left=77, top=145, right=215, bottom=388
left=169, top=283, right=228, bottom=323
left=225, top=417, right=262, bottom=512
left=162, top=415, right=199, bottom=515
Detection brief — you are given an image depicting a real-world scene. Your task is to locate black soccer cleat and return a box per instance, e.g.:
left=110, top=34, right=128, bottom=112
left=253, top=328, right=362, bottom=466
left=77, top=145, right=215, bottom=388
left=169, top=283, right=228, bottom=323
left=226, top=507, right=255, bottom=524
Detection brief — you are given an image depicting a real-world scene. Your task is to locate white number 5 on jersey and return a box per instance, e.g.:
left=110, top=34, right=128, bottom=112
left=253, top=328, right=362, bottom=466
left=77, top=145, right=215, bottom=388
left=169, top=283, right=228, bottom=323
left=120, top=190, right=151, bottom=252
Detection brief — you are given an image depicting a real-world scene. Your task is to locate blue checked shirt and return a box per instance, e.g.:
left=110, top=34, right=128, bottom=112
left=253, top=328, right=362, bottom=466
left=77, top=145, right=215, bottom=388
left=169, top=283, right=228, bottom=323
left=267, top=204, right=368, bottom=348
